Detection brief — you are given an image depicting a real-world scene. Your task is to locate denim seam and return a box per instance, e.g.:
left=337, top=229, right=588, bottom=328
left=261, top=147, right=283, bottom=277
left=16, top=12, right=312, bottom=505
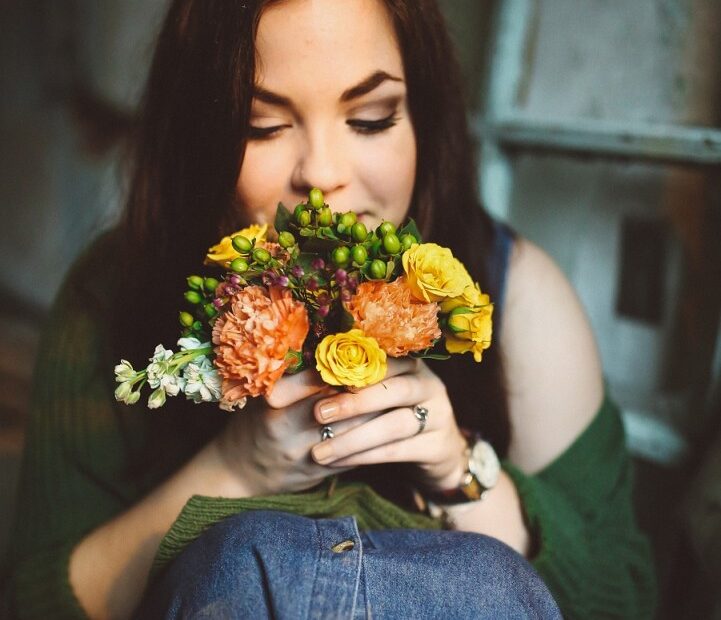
left=348, top=518, right=364, bottom=620
left=305, top=519, right=323, bottom=620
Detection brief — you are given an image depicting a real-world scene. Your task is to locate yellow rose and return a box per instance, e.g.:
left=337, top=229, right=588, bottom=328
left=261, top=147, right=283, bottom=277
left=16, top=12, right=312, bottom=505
left=440, top=282, right=490, bottom=314
left=205, top=223, right=269, bottom=267
left=315, top=329, right=387, bottom=388
left=401, top=243, right=475, bottom=303
left=444, top=304, right=493, bottom=363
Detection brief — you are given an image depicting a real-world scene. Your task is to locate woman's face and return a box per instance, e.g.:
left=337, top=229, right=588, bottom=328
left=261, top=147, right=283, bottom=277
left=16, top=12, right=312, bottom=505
left=236, top=0, right=417, bottom=232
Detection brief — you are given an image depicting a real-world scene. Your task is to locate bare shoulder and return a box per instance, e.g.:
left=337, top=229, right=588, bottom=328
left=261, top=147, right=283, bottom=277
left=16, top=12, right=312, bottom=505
left=500, top=235, right=604, bottom=474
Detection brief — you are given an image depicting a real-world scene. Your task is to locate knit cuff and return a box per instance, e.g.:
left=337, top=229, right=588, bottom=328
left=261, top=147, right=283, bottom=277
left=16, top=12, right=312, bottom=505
left=11, top=540, right=87, bottom=620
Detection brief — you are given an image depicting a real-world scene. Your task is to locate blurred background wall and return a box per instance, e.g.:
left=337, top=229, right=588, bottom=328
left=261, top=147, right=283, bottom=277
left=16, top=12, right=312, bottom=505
left=2, top=1, right=721, bottom=617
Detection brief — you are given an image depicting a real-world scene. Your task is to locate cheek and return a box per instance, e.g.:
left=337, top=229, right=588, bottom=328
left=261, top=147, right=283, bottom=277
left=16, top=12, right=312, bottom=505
left=359, top=128, right=416, bottom=214
left=236, top=146, right=290, bottom=223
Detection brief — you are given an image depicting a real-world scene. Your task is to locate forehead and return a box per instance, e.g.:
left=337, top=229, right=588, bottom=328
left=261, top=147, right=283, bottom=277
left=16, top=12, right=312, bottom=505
left=255, top=0, right=404, bottom=94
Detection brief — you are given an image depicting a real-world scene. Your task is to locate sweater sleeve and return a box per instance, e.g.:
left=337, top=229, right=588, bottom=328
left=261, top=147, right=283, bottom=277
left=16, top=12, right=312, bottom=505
left=2, top=234, right=146, bottom=620
left=503, top=392, right=657, bottom=619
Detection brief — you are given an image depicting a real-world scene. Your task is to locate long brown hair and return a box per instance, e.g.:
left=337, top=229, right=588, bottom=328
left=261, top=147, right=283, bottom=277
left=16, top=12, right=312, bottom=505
left=114, top=0, right=512, bottom=481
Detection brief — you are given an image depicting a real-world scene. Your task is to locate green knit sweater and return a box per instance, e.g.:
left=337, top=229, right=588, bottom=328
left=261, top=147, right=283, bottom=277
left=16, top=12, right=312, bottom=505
left=1, top=233, right=657, bottom=619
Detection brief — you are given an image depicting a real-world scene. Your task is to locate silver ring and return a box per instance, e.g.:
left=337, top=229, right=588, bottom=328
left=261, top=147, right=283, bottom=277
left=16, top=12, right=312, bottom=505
left=320, top=424, right=334, bottom=441
left=412, top=405, right=429, bottom=435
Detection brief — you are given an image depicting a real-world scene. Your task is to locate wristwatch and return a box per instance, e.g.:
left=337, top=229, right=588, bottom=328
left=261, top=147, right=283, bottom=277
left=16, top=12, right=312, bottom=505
left=426, top=435, right=500, bottom=505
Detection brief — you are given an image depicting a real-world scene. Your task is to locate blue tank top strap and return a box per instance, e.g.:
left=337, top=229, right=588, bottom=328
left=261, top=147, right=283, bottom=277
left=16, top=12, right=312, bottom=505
left=485, top=218, right=515, bottom=338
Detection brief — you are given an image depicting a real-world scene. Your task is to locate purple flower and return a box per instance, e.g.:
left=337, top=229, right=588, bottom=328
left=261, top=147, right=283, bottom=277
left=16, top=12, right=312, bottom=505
left=308, top=278, right=319, bottom=291
left=277, top=275, right=290, bottom=287
left=317, top=305, right=330, bottom=318
left=334, top=269, right=347, bottom=285
left=311, top=258, right=325, bottom=270
left=291, top=265, right=304, bottom=278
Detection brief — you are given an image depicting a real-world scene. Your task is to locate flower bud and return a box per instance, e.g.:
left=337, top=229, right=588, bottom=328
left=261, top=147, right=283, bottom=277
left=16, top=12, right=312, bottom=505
left=277, top=275, right=290, bottom=287
left=187, top=275, right=203, bottom=290
left=192, top=320, right=203, bottom=331
left=252, top=248, right=272, bottom=264
left=114, top=381, right=133, bottom=402
left=369, top=259, right=386, bottom=280
left=351, top=222, right=368, bottom=242
left=309, top=187, right=325, bottom=209
left=318, top=207, right=332, bottom=226
left=179, top=311, right=194, bottom=327
left=232, top=235, right=252, bottom=253
left=308, top=278, right=319, bottom=291
left=126, top=390, right=141, bottom=405
left=351, top=245, right=368, bottom=265
left=311, top=257, right=325, bottom=270
left=148, top=386, right=167, bottom=409
left=278, top=231, right=296, bottom=248
left=382, top=233, right=401, bottom=254
left=332, top=246, right=350, bottom=266
left=294, top=203, right=306, bottom=221
left=291, top=265, right=305, bottom=278
left=317, top=305, right=330, bottom=318
left=447, top=306, right=474, bottom=334
left=184, top=290, right=203, bottom=305
left=334, top=268, right=348, bottom=285
left=230, top=257, right=249, bottom=273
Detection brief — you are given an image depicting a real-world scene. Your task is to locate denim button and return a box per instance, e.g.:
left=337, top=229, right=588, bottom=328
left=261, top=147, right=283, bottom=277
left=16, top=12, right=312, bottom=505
left=331, top=539, right=355, bottom=553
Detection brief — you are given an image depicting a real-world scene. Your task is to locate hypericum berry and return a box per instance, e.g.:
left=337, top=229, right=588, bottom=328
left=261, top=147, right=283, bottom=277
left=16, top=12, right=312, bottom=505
left=203, top=277, right=219, bottom=293
left=351, top=245, right=368, bottom=265
left=309, top=187, right=325, bottom=210
left=369, top=259, right=387, bottom=280
left=230, top=257, right=249, bottom=273
left=318, top=207, right=333, bottom=227
left=278, top=231, right=296, bottom=248
left=252, top=248, right=272, bottom=264
left=351, top=222, right=368, bottom=242
left=331, top=246, right=350, bottom=266
left=187, top=275, right=203, bottom=290
left=294, top=203, right=305, bottom=221
left=377, top=221, right=396, bottom=237
left=203, top=303, right=218, bottom=318
left=382, top=233, right=401, bottom=254
left=179, top=311, right=194, bottom=327
left=317, top=305, right=330, bottom=318
left=232, top=235, right=252, bottom=253
left=400, top=233, right=416, bottom=251
left=184, top=290, right=203, bottom=304
left=298, top=210, right=312, bottom=227
left=339, top=212, right=357, bottom=229
left=334, top=268, right=348, bottom=285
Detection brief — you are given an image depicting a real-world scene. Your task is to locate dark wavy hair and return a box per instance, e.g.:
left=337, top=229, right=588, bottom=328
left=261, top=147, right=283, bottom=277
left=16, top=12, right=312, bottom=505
left=115, top=0, right=512, bottom=486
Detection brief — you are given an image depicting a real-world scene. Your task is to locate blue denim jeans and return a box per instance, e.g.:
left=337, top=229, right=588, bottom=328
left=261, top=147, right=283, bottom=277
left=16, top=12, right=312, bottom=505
left=135, top=510, right=561, bottom=619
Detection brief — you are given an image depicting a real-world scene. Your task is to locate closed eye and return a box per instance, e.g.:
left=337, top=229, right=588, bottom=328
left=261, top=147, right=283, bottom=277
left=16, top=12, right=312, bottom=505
left=247, top=124, right=290, bottom=140
left=347, top=111, right=399, bottom=135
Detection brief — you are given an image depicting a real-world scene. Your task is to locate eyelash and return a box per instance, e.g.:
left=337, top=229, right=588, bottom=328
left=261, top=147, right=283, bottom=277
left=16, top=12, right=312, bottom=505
left=247, top=111, right=399, bottom=140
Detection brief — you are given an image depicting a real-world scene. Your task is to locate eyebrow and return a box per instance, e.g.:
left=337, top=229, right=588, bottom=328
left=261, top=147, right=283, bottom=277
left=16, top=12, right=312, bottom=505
left=252, top=70, right=404, bottom=107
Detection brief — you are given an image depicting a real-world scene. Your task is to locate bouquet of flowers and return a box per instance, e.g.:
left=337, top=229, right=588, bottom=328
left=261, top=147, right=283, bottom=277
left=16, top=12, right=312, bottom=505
left=114, top=189, right=493, bottom=411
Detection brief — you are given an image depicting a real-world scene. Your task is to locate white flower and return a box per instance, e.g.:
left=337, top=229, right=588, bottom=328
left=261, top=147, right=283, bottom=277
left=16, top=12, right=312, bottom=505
left=114, top=381, right=133, bottom=403
left=148, top=386, right=167, bottom=409
left=126, top=391, right=141, bottom=405
left=114, top=360, right=135, bottom=382
left=151, top=344, right=174, bottom=362
left=182, top=357, right=222, bottom=403
left=177, top=337, right=210, bottom=351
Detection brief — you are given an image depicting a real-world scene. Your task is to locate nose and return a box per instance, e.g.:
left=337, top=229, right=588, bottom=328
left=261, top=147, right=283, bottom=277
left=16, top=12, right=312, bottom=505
left=291, top=126, right=349, bottom=200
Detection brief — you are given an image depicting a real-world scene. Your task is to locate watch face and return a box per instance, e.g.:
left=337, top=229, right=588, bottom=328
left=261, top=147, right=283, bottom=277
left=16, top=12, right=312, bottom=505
left=469, top=440, right=500, bottom=489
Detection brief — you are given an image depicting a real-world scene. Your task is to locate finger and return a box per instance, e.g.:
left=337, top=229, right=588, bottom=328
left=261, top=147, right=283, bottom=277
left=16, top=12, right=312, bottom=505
left=265, top=368, right=337, bottom=409
left=323, top=431, right=434, bottom=468
left=314, top=370, right=431, bottom=424
left=311, top=405, right=427, bottom=464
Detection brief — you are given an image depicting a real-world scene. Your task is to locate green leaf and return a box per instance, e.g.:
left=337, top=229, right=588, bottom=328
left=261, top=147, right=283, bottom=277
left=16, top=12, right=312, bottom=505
left=274, top=203, right=293, bottom=233
left=398, top=218, right=422, bottom=243
left=339, top=308, right=356, bottom=332
left=413, top=352, right=451, bottom=361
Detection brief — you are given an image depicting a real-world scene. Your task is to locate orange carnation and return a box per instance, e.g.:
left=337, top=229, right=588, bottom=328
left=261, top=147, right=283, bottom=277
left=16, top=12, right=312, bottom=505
left=212, top=286, right=309, bottom=405
left=345, top=276, right=441, bottom=357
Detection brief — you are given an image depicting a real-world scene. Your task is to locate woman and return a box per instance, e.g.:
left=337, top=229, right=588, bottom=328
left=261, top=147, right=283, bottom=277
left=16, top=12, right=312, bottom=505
left=3, top=0, right=656, bottom=618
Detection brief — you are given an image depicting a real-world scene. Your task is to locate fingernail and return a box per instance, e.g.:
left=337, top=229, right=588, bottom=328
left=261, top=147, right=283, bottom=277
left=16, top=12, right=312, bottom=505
left=313, top=442, right=334, bottom=463
left=318, top=400, right=339, bottom=422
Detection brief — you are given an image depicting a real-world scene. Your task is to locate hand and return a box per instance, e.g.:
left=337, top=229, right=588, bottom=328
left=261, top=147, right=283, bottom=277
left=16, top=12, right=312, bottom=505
left=309, top=358, right=468, bottom=492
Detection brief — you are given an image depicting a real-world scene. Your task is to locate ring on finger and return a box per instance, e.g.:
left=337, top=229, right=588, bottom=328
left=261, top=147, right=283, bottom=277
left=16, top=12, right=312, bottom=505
left=412, top=405, right=429, bottom=435
left=320, top=424, right=335, bottom=441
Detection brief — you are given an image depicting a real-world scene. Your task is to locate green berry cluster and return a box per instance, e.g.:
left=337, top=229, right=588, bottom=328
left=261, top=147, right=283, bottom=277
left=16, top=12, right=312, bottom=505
left=180, top=275, right=220, bottom=337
